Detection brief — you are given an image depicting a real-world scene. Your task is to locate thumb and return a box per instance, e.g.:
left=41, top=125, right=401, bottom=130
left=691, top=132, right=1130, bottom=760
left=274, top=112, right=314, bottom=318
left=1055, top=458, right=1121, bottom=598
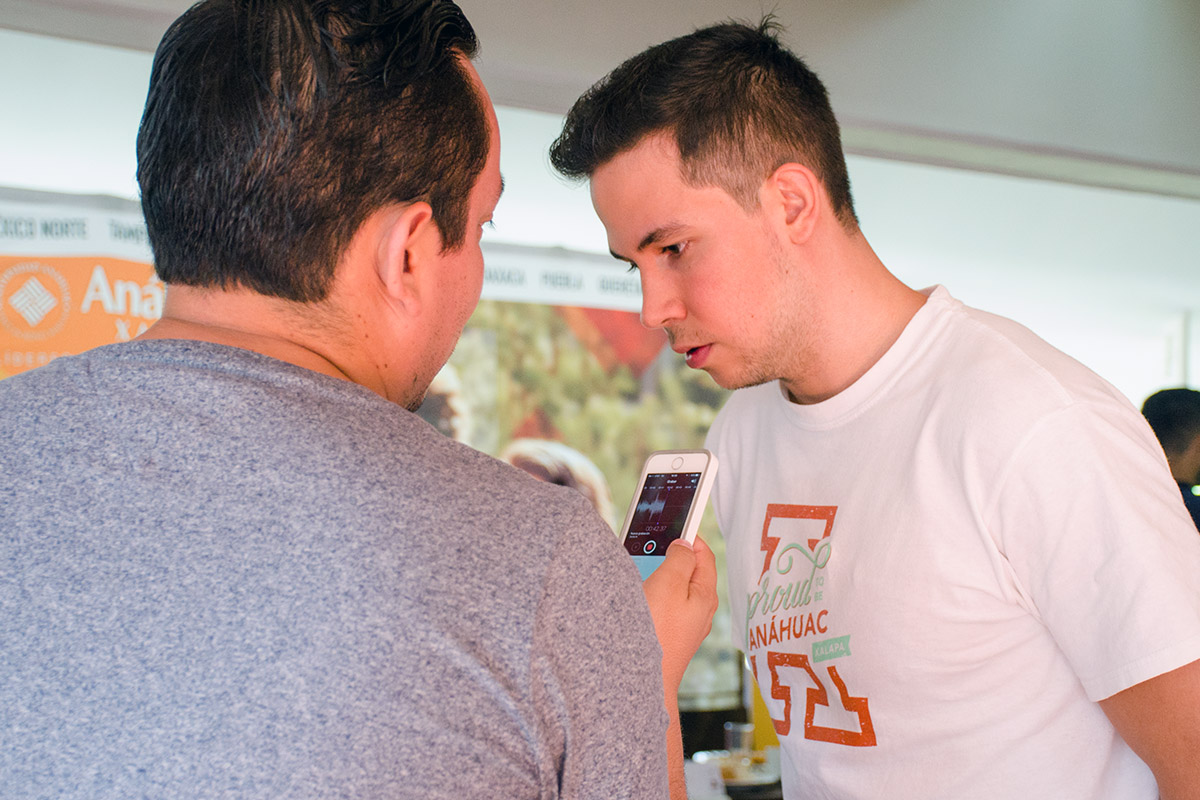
left=653, top=539, right=698, bottom=586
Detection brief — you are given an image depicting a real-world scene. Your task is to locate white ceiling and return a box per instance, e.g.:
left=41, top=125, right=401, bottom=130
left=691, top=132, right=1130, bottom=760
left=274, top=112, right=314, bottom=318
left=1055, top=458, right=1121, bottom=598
left=0, top=5, right=1196, bottom=399
left=2, top=0, right=1199, bottom=198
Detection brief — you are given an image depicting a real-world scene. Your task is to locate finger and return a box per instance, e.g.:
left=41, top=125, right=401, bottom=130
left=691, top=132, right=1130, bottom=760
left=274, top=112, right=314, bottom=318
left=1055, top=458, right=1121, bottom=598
left=653, top=538, right=698, bottom=585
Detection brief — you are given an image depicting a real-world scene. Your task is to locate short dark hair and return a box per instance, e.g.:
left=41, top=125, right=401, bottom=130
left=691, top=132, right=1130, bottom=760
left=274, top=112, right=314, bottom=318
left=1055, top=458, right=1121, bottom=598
left=549, top=18, right=858, bottom=228
left=1142, top=388, right=1200, bottom=456
left=137, top=0, right=488, bottom=302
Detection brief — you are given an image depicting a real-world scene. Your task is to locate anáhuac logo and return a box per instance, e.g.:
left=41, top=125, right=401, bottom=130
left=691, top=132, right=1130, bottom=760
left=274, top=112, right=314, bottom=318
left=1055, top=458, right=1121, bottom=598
left=0, top=262, right=70, bottom=341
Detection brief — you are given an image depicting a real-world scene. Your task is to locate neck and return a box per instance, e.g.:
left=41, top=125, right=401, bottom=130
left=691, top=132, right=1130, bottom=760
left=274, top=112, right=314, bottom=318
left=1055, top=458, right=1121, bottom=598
left=138, top=285, right=353, bottom=384
left=780, top=232, right=926, bottom=405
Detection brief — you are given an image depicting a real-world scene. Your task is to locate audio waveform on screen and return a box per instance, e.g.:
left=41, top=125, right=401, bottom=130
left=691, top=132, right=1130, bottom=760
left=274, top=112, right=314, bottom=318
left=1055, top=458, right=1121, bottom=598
left=636, top=494, right=667, bottom=516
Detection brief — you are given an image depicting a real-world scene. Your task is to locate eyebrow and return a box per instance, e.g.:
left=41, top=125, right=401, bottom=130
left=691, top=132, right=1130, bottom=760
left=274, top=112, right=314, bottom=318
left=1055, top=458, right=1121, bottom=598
left=609, top=222, right=688, bottom=262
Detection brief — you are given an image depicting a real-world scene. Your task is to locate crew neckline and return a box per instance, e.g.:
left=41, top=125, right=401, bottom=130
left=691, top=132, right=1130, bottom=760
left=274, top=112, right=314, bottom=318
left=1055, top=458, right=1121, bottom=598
left=80, top=337, right=382, bottom=400
left=771, top=285, right=954, bottom=430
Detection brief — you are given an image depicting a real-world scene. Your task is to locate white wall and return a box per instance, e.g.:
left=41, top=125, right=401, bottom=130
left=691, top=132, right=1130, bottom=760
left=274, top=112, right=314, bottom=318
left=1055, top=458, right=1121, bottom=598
left=0, top=30, right=150, bottom=198
left=3, top=27, right=1197, bottom=404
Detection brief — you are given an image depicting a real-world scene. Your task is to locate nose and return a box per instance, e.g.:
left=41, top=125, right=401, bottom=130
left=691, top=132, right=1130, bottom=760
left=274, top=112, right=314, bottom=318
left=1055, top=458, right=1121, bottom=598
left=638, top=271, right=686, bottom=330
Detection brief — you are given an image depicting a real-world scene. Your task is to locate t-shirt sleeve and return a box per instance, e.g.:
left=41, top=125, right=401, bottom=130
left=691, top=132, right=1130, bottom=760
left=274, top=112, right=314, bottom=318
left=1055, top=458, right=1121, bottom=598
left=530, top=495, right=670, bottom=799
left=989, top=400, right=1200, bottom=700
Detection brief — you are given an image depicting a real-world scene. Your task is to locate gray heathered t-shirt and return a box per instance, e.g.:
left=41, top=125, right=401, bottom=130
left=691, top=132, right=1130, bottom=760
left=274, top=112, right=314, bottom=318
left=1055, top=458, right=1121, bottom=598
left=0, top=340, right=669, bottom=799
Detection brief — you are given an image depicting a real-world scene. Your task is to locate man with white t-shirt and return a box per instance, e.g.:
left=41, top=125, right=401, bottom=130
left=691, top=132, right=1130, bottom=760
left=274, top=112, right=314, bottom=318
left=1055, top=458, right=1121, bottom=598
left=549, top=18, right=1200, bottom=800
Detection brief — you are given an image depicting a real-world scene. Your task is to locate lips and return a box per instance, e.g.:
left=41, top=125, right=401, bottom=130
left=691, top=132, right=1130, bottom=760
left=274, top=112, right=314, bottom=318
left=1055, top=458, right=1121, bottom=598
left=667, top=329, right=712, bottom=369
left=683, top=344, right=712, bottom=369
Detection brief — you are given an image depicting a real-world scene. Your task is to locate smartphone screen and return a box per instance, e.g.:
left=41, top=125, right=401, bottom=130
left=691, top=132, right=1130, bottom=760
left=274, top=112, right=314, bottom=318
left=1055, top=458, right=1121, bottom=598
left=623, top=470, right=702, bottom=579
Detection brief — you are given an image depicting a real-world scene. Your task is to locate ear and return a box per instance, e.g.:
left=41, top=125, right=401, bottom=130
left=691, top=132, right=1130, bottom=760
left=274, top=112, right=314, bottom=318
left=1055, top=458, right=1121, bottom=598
left=762, top=162, right=821, bottom=245
left=375, top=201, right=441, bottom=315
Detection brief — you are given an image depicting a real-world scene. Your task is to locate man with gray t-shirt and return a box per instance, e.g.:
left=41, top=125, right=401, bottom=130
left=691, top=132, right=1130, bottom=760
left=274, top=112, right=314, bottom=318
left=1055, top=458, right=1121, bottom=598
left=0, top=2, right=717, bottom=798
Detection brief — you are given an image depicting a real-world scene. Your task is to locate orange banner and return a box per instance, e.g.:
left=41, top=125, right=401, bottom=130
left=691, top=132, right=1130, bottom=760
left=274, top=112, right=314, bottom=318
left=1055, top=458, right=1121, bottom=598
left=0, top=189, right=156, bottom=379
left=0, top=256, right=159, bottom=378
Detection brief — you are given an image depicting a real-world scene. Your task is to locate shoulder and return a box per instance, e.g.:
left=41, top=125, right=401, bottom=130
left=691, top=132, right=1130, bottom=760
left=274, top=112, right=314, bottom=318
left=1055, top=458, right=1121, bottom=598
left=0, top=350, right=111, bottom=456
left=0, top=349, right=86, bottom=402
left=916, top=294, right=1147, bottom=456
left=928, top=293, right=1126, bottom=413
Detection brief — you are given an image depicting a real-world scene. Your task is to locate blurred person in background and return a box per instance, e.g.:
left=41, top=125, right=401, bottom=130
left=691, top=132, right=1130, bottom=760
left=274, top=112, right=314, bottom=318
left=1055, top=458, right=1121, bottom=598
left=1142, top=387, right=1200, bottom=530
left=503, top=437, right=619, bottom=530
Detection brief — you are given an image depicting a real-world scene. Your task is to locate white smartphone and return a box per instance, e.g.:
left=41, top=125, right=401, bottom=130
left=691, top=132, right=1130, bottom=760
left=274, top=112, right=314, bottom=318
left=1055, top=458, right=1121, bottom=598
left=618, top=449, right=718, bottom=580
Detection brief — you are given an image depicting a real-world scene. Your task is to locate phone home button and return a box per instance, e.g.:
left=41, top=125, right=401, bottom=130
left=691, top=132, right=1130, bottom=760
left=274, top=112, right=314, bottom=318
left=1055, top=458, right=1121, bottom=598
left=671, top=457, right=684, bottom=469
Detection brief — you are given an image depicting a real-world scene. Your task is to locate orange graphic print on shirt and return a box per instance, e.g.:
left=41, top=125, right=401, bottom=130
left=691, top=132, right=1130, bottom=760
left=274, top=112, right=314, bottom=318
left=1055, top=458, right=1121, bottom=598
left=745, top=503, right=876, bottom=747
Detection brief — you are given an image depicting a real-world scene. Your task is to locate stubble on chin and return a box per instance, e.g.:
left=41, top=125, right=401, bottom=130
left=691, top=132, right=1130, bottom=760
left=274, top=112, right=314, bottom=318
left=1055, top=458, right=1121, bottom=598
left=716, top=368, right=779, bottom=393
left=698, top=354, right=780, bottom=393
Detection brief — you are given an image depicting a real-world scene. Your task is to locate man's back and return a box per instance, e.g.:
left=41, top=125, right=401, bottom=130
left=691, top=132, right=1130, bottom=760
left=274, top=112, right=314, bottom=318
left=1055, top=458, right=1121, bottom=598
left=1, top=340, right=668, bottom=798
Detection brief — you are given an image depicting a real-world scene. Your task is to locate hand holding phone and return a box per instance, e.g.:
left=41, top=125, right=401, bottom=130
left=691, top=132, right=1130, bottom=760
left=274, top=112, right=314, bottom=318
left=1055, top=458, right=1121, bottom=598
left=618, top=449, right=718, bottom=580
left=642, top=536, right=719, bottom=688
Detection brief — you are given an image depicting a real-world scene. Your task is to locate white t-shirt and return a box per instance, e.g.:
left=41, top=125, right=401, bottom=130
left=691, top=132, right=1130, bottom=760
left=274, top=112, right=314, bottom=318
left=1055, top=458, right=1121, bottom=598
left=706, top=286, right=1200, bottom=799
